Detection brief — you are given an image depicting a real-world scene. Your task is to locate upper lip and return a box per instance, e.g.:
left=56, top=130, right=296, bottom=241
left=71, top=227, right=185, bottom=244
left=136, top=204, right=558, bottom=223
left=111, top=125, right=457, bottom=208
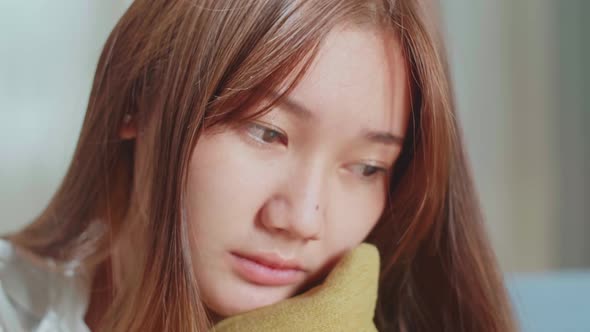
left=232, top=251, right=305, bottom=271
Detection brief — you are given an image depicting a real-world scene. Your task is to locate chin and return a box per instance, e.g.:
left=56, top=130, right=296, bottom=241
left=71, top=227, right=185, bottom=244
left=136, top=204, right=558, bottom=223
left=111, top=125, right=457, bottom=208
left=203, top=278, right=295, bottom=319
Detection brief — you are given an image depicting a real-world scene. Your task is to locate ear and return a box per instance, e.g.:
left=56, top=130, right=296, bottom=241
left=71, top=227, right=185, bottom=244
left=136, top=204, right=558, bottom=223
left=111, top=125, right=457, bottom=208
left=119, top=113, right=138, bottom=140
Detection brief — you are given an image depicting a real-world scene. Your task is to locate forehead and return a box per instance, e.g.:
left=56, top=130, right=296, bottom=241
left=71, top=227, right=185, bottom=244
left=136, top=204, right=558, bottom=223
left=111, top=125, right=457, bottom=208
left=284, top=25, right=410, bottom=137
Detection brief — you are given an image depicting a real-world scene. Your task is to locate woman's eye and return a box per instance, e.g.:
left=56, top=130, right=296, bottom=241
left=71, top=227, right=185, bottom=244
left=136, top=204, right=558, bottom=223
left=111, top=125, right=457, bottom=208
left=350, top=163, right=387, bottom=180
left=245, top=123, right=287, bottom=145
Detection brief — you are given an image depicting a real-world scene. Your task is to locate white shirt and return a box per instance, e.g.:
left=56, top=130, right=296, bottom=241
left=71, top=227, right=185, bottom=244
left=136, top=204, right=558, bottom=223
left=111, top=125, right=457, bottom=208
left=0, top=239, right=91, bottom=332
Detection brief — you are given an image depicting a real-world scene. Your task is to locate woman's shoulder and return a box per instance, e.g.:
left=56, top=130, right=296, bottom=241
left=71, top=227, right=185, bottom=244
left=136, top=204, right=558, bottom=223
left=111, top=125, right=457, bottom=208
left=0, top=238, right=91, bottom=332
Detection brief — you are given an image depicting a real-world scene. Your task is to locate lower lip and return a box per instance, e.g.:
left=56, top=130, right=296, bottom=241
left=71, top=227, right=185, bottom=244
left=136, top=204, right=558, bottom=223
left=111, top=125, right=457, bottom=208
left=230, top=253, right=304, bottom=286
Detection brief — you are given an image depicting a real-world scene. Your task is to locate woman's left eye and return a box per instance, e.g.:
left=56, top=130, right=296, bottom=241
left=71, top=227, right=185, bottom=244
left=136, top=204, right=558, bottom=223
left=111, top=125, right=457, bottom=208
left=350, top=164, right=387, bottom=180
left=245, top=122, right=287, bottom=145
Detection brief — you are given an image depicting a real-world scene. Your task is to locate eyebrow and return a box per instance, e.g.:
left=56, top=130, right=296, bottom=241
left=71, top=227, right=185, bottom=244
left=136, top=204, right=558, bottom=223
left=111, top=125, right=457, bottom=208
left=362, top=130, right=404, bottom=146
left=273, top=93, right=314, bottom=121
left=272, top=92, right=405, bottom=147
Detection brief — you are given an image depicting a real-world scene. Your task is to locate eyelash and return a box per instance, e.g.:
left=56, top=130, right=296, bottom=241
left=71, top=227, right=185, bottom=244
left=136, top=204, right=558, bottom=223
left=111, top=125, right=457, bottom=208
left=244, top=122, right=288, bottom=146
left=349, top=163, right=388, bottom=180
left=243, top=122, right=388, bottom=181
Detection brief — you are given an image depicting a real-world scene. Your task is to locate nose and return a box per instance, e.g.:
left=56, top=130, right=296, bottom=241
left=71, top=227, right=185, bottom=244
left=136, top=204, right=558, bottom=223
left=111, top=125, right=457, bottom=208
left=258, top=162, right=326, bottom=242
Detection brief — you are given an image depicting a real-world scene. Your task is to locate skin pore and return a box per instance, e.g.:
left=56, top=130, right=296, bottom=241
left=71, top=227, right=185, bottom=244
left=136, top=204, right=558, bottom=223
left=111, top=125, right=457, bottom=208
left=185, top=25, right=410, bottom=320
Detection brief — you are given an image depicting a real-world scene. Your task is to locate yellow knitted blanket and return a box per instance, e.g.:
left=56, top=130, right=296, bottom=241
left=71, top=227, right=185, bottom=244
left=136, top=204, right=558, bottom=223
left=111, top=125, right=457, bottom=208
left=212, top=243, right=380, bottom=332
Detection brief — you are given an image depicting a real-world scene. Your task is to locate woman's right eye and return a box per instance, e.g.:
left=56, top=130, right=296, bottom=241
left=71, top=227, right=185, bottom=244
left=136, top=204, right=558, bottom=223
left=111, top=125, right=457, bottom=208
left=245, top=122, right=288, bottom=146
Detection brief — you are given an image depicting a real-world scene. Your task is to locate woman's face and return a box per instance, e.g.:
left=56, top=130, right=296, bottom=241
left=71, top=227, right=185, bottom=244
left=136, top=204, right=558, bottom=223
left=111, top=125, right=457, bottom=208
left=186, top=26, right=410, bottom=318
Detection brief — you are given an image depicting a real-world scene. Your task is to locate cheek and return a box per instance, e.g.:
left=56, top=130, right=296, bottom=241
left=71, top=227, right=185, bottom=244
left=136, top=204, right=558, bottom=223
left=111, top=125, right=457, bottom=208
left=185, top=130, right=283, bottom=248
left=186, top=133, right=258, bottom=240
left=325, top=181, right=386, bottom=248
left=184, top=131, right=295, bottom=316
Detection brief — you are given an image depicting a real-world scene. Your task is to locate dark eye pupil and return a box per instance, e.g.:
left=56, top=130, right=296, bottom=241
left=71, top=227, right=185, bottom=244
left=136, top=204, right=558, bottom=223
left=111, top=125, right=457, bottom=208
left=363, top=166, right=378, bottom=176
left=262, top=130, right=279, bottom=142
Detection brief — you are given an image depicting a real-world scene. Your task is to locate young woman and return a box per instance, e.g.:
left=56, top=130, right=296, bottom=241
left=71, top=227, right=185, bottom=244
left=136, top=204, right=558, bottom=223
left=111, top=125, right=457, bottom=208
left=0, top=0, right=517, bottom=331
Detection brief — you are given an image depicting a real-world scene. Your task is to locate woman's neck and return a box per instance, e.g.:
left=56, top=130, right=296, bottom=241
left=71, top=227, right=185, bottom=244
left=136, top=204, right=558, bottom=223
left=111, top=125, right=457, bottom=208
left=84, top=258, right=113, bottom=331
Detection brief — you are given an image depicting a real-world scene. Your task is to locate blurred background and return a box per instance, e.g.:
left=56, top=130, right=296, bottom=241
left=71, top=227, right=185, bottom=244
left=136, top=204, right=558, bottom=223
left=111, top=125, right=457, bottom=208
left=0, top=0, right=588, bottom=330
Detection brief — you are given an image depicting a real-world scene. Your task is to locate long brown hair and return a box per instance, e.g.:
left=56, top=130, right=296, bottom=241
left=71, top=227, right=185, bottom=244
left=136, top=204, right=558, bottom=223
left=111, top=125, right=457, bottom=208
left=9, top=0, right=517, bottom=331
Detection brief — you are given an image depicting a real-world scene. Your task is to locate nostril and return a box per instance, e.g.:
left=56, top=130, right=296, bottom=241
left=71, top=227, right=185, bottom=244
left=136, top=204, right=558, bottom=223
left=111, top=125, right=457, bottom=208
left=315, top=204, right=319, bottom=211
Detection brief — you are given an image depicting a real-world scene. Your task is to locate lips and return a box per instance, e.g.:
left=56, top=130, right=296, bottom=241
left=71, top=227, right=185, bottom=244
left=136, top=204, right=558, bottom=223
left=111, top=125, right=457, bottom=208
left=230, top=251, right=306, bottom=286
